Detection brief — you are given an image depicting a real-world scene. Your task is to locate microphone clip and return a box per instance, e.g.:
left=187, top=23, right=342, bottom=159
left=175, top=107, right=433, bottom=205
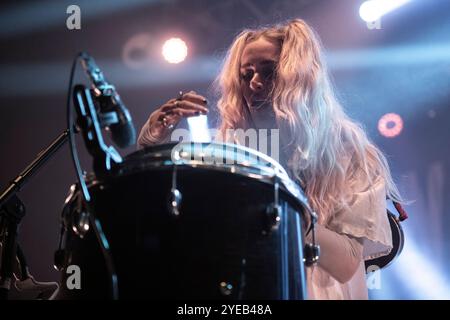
left=73, top=84, right=122, bottom=177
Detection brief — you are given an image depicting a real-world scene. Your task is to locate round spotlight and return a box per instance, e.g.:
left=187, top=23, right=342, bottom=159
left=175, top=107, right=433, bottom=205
left=359, top=1, right=381, bottom=22
left=378, top=113, right=403, bottom=138
left=162, top=37, right=188, bottom=64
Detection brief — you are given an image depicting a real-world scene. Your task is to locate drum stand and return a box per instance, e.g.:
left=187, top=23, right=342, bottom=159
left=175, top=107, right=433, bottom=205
left=0, top=130, right=69, bottom=300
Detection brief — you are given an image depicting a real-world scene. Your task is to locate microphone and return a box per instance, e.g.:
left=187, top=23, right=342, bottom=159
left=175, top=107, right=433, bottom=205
left=80, top=53, right=136, bottom=148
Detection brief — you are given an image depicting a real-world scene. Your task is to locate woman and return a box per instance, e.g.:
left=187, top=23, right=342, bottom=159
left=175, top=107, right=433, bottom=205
left=138, top=19, right=402, bottom=299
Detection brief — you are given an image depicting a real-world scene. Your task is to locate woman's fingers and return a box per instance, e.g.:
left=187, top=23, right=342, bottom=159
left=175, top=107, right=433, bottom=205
left=147, top=91, right=209, bottom=143
left=169, top=107, right=205, bottom=118
left=181, top=91, right=208, bottom=106
left=161, top=99, right=208, bottom=115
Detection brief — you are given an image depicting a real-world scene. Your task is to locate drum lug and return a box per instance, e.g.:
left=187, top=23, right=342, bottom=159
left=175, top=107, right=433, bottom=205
left=263, top=177, right=281, bottom=234
left=168, top=188, right=182, bottom=216
left=264, top=203, right=281, bottom=233
left=168, top=165, right=182, bottom=216
left=303, top=243, right=320, bottom=266
left=61, top=184, right=91, bottom=239
left=303, top=210, right=320, bottom=267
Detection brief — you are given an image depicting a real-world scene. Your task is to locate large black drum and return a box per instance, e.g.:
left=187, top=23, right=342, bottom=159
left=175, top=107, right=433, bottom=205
left=55, top=142, right=313, bottom=299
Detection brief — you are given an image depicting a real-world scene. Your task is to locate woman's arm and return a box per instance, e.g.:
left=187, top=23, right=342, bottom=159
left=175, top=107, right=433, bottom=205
left=312, top=224, right=364, bottom=284
left=137, top=111, right=170, bottom=148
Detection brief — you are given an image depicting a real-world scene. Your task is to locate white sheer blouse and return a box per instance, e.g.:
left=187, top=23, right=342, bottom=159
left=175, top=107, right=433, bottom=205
left=306, top=175, right=392, bottom=300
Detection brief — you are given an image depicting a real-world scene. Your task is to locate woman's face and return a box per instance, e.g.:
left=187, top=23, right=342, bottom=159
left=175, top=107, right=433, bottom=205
left=240, top=37, right=280, bottom=113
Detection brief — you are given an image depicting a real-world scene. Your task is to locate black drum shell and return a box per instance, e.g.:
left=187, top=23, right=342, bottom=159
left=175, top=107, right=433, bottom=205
left=56, top=146, right=308, bottom=299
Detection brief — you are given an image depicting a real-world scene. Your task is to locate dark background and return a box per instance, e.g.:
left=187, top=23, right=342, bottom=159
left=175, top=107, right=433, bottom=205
left=1, top=0, right=449, bottom=299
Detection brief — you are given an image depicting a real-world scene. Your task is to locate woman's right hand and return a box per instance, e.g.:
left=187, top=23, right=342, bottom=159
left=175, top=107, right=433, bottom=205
left=141, top=90, right=209, bottom=144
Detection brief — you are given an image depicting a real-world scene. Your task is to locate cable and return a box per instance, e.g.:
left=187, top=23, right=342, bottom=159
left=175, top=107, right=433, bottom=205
left=66, top=52, right=90, bottom=202
left=65, top=53, right=119, bottom=299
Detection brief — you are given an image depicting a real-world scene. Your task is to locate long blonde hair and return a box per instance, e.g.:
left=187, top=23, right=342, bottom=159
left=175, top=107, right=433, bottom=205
left=215, top=19, right=402, bottom=222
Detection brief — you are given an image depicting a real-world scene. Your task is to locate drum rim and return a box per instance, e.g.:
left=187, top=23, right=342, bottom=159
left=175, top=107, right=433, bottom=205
left=124, top=142, right=314, bottom=216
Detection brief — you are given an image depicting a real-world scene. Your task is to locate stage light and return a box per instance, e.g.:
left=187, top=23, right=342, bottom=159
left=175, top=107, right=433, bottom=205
left=162, top=37, right=188, bottom=64
left=378, top=113, right=403, bottom=138
left=394, top=235, right=450, bottom=299
left=187, top=115, right=211, bottom=142
left=359, top=0, right=411, bottom=23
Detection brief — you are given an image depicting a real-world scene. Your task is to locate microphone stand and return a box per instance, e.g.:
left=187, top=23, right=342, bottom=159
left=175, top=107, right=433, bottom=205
left=0, top=129, right=70, bottom=300
left=0, top=50, right=131, bottom=299
left=0, top=89, right=123, bottom=299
